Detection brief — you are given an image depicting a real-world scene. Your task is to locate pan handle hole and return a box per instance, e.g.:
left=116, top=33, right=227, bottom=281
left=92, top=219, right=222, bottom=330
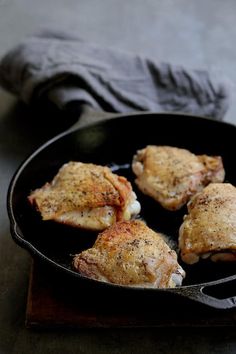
left=202, top=279, right=236, bottom=300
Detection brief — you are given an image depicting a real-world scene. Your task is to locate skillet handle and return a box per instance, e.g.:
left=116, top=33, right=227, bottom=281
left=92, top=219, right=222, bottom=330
left=173, top=278, right=236, bottom=309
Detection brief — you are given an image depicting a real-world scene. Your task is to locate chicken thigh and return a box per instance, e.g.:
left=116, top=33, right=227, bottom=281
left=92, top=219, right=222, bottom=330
left=73, top=220, right=185, bottom=288
left=179, top=183, right=236, bottom=264
left=28, top=162, right=140, bottom=231
left=132, top=145, right=225, bottom=210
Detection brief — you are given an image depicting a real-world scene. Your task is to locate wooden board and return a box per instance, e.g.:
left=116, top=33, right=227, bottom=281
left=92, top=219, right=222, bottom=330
left=26, top=259, right=236, bottom=328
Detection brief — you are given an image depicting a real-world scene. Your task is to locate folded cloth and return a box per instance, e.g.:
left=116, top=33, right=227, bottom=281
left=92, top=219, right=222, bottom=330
left=0, top=29, right=230, bottom=120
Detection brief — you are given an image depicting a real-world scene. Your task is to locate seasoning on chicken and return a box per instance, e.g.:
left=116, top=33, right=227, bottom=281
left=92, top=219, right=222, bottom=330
left=28, top=162, right=141, bottom=231
left=179, top=183, right=236, bottom=264
left=73, top=220, right=185, bottom=288
left=132, top=145, right=225, bottom=211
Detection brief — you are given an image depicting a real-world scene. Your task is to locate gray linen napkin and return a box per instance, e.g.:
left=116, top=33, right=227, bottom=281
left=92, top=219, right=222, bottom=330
left=0, top=29, right=230, bottom=120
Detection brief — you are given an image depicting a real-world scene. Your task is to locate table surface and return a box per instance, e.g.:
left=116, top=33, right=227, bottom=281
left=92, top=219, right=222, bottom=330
left=1, top=1, right=236, bottom=353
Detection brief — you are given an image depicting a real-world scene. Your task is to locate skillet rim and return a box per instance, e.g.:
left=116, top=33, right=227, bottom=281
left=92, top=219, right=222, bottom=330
left=7, top=111, right=236, bottom=293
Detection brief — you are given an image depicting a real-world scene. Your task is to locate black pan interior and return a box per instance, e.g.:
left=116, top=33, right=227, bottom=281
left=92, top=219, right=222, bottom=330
left=8, top=113, right=236, bottom=287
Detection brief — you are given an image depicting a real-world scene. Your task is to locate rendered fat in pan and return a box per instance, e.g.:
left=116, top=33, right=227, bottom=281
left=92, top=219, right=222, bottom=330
left=7, top=112, right=236, bottom=309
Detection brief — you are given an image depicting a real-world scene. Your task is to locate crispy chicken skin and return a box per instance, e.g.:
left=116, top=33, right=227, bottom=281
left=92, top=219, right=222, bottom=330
left=73, top=220, right=185, bottom=288
left=132, top=145, right=225, bottom=210
left=179, top=183, right=236, bottom=264
left=28, top=162, right=140, bottom=231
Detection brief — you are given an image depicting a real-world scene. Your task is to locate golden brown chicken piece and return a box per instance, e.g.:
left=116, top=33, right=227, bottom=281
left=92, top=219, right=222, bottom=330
left=132, top=145, right=225, bottom=210
left=179, top=183, right=236, bottom=264
left=28, top=162, right=140, bottom=231
left=73, top=220, right=185, bottom=288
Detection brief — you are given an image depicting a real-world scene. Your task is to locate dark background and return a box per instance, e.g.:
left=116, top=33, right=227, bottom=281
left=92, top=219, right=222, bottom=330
left=1, top=1, right=236, bottom=353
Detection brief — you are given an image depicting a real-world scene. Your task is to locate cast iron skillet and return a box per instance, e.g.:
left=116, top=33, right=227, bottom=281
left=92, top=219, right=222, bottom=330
left=7, top=112, right=236, bottom=309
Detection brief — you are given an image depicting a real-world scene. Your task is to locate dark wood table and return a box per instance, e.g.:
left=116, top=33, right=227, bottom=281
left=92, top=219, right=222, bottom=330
left=26, top=260, right=236, bottom=329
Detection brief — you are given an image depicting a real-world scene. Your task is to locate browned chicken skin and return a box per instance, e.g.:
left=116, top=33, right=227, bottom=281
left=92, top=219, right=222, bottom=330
left=73, top=220, right=185, bottom=288
left=28, top=162, right=140, bottom=231
left=132, top=145, right=225, bottom=210
left=179, top=183, right=236, bottom=264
